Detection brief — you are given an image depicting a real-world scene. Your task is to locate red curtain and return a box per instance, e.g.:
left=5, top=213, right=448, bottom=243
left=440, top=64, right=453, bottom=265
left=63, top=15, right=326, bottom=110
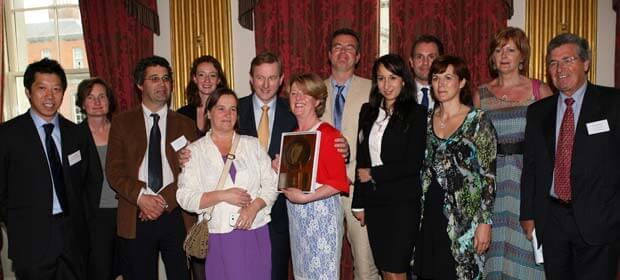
left=390, top=0, right=508, bottom=88
left=80, top=0, right=156, bottom=112
left=254, top=0, right=379, bottom=82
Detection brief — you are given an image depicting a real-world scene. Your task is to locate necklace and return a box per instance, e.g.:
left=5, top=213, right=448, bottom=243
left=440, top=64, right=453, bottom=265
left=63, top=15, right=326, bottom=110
left=436, top=105, right=463, bottom=129
left=439, top=118, right=447, bottom=129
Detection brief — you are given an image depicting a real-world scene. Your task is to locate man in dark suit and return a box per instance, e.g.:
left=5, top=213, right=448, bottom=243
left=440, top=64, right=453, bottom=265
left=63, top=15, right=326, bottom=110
left=0, top=58, right=101, bottom=279
left=106, top=56, right=197, bottom=280
left=237, top=52, right=297, bottom=280
left=520, top=33, right=620, bottom=279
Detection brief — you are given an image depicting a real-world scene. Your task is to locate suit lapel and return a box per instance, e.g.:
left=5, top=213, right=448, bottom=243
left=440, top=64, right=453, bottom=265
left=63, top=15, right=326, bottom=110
left=244, top=96, right=258, bottom=136
left=324, top=80, right=334, bottom=125
left=571, top=84, right=602, bottom=186
left=133, top=108, right=148, bottom=172
left=165, top=111, right=177, bottom=173
left=270, top=98, right=286, bottom=151
left=542, top=95, right=558, bottom=162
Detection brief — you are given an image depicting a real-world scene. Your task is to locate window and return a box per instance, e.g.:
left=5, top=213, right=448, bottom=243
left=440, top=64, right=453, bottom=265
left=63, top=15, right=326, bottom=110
left=72, top=47, right=83, bottom=69
left=40, top=48, right=51, bottom=58
left=3, top=0, right=89, bottom=122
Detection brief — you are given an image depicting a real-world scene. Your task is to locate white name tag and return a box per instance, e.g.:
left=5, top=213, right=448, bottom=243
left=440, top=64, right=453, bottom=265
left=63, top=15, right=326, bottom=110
left=586, top=119, right=610, bottom=135
left=170, top=135, right=188, bottom=152
left=68, top=150, right=81, bottom=166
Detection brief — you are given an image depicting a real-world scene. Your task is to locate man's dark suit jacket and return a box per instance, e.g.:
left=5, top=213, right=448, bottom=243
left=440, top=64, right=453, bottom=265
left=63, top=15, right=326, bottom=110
left=105, top=107, right=197, bottom=239
left=0, top=112, right=101, bottom=268
left=520, top=83, right=620, bottom=246
left=238, top=95, right=297, bottom=158
left=352, top=102, right=427, bottom=209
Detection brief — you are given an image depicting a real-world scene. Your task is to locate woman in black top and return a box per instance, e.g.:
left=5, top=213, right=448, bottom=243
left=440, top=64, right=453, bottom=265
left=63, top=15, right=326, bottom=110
left=352, top=54, right=427, bottom=280
left=177, top=55, right=229, bottom=135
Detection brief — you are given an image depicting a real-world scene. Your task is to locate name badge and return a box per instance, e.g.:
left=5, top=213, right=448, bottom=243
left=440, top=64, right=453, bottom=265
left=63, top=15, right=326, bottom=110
left=170, top=135, right=188, bottom=152
left=586, top=119, right=610, bottom=135
left=68, top=150, right=82, bottom=166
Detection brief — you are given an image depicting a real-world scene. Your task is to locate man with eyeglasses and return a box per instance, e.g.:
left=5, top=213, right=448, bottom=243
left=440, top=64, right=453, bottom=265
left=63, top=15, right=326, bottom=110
left=409, top=35, right=444, bottom=112
left=323, top=28, right=381, bottom=280
left=520, top=33, right=620, bottom=279
left=106, top=56, right=197, bottom=279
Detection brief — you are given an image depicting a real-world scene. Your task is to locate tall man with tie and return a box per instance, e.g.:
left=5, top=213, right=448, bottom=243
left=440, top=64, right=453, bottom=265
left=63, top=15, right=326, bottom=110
left=520, top=33, right=620, bottom=279
left=408, top=35, right=444, bottom=111
left=0, top=58, right=101, bottom=279
left=106, top=56, right=197, bottom=279
left=323, top=28, right=380, bottom=280
left=238, top=52, right=297, bottom=280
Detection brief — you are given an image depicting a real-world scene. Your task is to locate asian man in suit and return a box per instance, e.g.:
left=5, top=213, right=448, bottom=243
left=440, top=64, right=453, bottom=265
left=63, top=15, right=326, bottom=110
left=106, top=56, right=197, bottom=280
left=237, top=52, right=298, bottom=280
left=323, top=28, right=380, bottom=280
left=520, top=33, right=620, bottom=280
left=0, top=58, right=101, bottom=279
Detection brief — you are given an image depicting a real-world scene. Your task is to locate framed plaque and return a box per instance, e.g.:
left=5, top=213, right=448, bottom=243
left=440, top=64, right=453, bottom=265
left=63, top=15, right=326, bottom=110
left=277, top=131, right=321, bottom=192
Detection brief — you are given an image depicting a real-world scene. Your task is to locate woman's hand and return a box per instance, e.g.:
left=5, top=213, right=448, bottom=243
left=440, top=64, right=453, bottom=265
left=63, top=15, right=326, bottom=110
left=221, top=187, right=252, bottom=207
left=357, top=168, right=372, bottom=183
left=474, top=223, right=492, bottom=255
left=236, top=202, right=260, bottom=230
left=272, top=154, right=281, bottom=173
left=281, top=188, right=310, bottom=204
left=353, top=210, right=365, bottom=226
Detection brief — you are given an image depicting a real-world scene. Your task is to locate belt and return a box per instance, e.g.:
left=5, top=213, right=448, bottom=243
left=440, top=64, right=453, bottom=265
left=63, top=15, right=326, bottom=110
left=497, top=142, right=523, bottom=155
left=549, top=196, right=572, bottom=207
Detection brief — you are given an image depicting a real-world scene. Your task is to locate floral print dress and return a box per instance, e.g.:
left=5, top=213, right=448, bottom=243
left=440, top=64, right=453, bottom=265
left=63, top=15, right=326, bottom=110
left=415, top=108, right=497, bottom=279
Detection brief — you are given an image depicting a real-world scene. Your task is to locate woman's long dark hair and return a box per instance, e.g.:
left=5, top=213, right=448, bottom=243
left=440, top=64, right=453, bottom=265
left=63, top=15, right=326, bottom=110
left=186, top=55, right=229, bottom=107
left=368, top=54, right=417, bottom=124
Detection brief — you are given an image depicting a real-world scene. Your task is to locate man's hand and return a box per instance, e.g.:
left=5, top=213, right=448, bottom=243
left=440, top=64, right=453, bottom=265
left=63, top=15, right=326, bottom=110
left=272, top=154, right=281, bottom=173
left=177, top=147, right=192, bottom=168
left=353, top=211, right=365, bottom=226
left=334, top=137, right=349, bottom=159
left=137, top=194, right=166, bottom=220
left=357, top=168, right=372, bottom=183
left=520, top=219, right=535, bottom=240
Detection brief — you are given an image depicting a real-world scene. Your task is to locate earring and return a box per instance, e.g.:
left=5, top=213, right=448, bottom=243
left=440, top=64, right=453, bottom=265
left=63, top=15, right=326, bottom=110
left=492, top=64, right=497, bottom=70
left=519, top=62, right=524, bottom=70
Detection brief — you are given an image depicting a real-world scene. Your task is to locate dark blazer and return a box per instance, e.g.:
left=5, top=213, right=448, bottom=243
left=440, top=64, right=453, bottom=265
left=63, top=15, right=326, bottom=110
left=105, top=107, right=198, bottom=239
left=238, top=95, right=297, bottom=159
left=0, top=112, right=101, bottom=267
left=520, top=83, right=620, bottom=245
left=78, top=120, right=106, bottom=212
left=352, top=102, right=427, bottom=208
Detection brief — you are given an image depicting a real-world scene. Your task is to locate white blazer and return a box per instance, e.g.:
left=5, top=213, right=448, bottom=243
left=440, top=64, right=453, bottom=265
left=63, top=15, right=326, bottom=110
left=177, top=132, right=278, bottom=233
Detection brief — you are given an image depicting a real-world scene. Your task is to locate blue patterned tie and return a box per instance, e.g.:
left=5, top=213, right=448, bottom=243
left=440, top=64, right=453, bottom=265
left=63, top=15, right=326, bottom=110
left=421, top=87, right=429, bottom=109
left=334, top=85, right=345, bottom=130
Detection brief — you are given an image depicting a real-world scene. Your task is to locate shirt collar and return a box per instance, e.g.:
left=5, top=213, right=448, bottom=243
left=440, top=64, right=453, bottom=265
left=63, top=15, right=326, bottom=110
left=559, top=81, right=587, bottom=104
left=252, top=93, right=277, bottom=111
left=141, top=103, right=168, bottom=120
left=29, top=109, right=59, bottom=128
left=330, top=76, right=353, bottom=88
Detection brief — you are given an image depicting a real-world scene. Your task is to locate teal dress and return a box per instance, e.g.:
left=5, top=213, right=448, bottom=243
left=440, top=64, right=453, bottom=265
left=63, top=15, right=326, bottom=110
left=479, top=82, right=546, bottom=279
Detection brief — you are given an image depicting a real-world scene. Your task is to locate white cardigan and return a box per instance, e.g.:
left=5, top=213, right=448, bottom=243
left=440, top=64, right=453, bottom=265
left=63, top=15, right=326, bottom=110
left=177, top=132, right=278, bottom=233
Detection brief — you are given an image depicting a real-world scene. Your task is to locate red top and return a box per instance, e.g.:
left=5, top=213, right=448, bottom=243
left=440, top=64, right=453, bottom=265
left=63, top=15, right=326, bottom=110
left=315, top=123, right=349, bottom=193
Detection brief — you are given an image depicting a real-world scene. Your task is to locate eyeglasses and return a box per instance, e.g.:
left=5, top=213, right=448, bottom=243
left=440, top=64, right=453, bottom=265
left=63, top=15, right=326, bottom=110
left=145, top=75, right=172, bottom=83
left=331, top=44, right=357, bottom=53
left=548, top=56, right=579, bottom=70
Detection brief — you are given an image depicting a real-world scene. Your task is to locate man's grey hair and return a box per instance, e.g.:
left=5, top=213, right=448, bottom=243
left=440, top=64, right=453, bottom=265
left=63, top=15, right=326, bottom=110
left=546, top=33, right=591, bottom=64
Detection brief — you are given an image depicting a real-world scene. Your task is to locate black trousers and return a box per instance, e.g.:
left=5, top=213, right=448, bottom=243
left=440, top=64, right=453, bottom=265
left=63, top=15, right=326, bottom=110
left=122, top=207, right=190, bottom=280
left=15, top=214, right=86, bottom=280
left=88, top=208, right=123, bottom=280
left=543, top=199, right=619, bottom=280
left=268, top=194, right=291, bottom=280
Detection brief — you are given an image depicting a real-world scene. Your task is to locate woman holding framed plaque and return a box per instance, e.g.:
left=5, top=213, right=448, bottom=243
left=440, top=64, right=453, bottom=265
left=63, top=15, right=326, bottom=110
left=281, top=73, right=349, bottom=280
left=352, top=54, right=427, bottom=280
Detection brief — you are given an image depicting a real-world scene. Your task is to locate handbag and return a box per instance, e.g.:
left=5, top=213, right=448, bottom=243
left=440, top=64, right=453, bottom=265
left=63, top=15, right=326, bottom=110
left=183, top=133, right=240, bottom=258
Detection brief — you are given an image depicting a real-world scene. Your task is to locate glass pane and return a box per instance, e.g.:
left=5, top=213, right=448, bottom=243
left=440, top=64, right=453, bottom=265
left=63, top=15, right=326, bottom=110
left=57, top=7, right=87, bottom=70
left=12, top=0, right=54, bottom=9
left=57, top=0, right=79, bottom=5
left=14, top=77, right=30, bottom=117
left=14, top=9, right=59, bottom=71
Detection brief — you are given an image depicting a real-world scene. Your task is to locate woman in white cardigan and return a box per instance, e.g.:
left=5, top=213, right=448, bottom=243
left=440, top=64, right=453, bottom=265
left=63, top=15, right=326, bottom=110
left=177, top=88, right=278, bottom=280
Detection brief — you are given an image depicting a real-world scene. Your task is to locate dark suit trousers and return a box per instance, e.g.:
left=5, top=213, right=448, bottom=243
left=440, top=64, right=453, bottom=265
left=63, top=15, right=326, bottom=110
left=269, top=194, right=290, bottom=280
left=15, top=215, right=86, bottom=280
left=543, top=199, right=619, bottom=280
left=88, top=208, right=123, bottom=280
left=123, top=207, right=189, bottom=280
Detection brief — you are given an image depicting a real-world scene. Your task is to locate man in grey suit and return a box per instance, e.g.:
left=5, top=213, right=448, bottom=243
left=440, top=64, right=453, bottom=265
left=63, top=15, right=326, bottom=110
left=323, top=28, right=380, bottom=280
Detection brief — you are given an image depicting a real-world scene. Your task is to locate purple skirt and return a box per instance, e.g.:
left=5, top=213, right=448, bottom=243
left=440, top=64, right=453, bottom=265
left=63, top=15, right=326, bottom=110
left=205, top=225, right=271, bottom=280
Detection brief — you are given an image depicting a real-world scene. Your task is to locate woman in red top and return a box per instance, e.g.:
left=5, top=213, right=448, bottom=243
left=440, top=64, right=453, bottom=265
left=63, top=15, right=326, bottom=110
left=282, top=73, right=349, bottom=279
